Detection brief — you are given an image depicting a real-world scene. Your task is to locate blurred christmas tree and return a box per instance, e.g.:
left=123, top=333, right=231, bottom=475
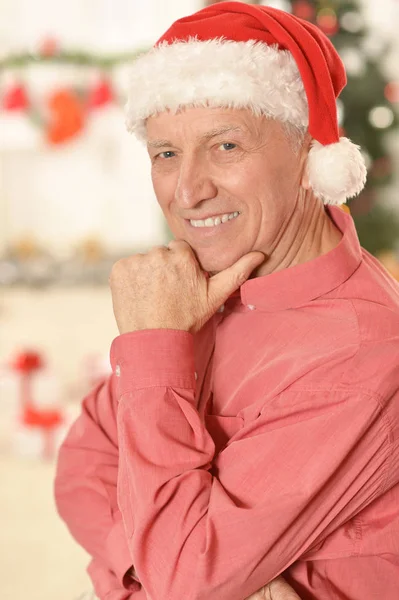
left=281, top=0, right=399, bottom=255
left=207, top=0, right=399, bottom=256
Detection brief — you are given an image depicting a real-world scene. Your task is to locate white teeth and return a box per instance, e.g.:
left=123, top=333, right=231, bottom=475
left=190, top=211, right=239, bottom=228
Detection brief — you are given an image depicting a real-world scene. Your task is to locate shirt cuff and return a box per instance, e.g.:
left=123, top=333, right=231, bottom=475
left=105, top=518, right=137, bottom=588
left=110, top=329, right=196, bottom=395
left=87, top=557, right=140, bottom=598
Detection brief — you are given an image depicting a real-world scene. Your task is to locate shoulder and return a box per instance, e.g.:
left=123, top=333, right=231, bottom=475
left=334, top=247, right=399, bottom=343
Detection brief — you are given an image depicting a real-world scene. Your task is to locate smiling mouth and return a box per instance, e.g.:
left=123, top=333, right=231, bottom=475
left=189, top=211, right=240, bottom=228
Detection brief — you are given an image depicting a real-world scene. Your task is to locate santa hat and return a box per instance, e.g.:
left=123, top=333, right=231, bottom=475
left=125, top=2, right=367, bottom=205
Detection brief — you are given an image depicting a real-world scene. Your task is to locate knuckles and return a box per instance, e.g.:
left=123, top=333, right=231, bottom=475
left=168, top=239, right=191, bottom=252
left=149, top=245, right=170, bottom=255
left=109, top=242, right=198, bottom=289
left=109, top=257, right=140, bottom=286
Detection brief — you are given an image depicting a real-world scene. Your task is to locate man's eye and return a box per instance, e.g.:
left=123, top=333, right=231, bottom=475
left=158, top=151, right=176, bottom=159
left=220, top=143, right=237, bottom=151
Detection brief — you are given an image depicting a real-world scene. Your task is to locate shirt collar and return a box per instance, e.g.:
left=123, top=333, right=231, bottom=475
left=239, top=206, right=362, bottom=312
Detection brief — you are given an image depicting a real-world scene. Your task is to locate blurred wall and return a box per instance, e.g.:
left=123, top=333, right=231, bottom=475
left=0, top=0, right=203, bottom=52
left=0, top=0, right=203, bottom=257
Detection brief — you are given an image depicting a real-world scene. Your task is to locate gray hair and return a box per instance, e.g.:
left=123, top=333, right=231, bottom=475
left=281, top=121, right=307, bottom=154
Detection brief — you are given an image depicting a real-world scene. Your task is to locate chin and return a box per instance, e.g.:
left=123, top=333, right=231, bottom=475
left=196, top=249, right=240, bottom=274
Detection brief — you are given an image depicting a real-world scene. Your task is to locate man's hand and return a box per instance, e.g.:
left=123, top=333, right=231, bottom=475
left=127, top=567, right=300, bottom=599
left=245, top=577, right=302, bottom=600
left=109, top=240, right=264, bottom=335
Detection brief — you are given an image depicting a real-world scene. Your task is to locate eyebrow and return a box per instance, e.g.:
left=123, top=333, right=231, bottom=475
left=199, top=125, right=245, bottom=142
left=147, top=138, right=174, bottom=149
left=147, top=125, right=245, bottom=149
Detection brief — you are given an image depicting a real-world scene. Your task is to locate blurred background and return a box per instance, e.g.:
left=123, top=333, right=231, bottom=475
left=0, top=0, right=398, bottom=598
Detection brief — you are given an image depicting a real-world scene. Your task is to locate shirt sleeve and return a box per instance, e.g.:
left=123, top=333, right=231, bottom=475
left=87, top=558, right=148, bottom=600
left=111, top=329, right=396, bottom=600
left=54, top=376, right=139, bottom=594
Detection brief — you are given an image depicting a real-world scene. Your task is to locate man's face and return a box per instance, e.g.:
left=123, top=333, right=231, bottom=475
left=146, top=107, right=308, bottom=273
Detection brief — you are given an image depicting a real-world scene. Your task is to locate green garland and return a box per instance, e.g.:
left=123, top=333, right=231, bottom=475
left=0, top=49, right=146, bottom=70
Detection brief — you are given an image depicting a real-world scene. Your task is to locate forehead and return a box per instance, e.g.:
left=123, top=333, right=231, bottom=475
left=145, top=106, right=264, bottom=144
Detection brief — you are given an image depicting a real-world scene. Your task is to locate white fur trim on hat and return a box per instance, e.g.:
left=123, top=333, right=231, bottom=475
left=125, top=38, right=367, bottom=204
left=307, top=138, right=367, bottom=205
left=125, top=38, right=308, bottom=139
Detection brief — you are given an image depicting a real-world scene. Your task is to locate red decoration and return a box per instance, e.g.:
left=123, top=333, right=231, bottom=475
left=12, top=350, right=44, bottom=373
left=23, top=404, right=63, bottom=428
left=87, top=78, right=114, bottom=109
left=11, top=349, right=63, bottom=460
left=317, top=15, right=339, bottom=36
left=2, top=82, right=30, bottom=111
left=39, top=36, right=59, bottom=57
left=317, top=9, right=339, bottom=37
left=292, top=1, right=315, bottom=21
left=46, top=89, right=85, bottom=144
left=11, top=350, right=44, bottom=407
left=22, top=404, right=64, bottom=460
left=385, top=82, right=399, bottom=104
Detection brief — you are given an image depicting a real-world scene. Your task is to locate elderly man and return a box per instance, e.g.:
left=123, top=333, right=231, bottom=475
left=55, top=3, right=399, bottom=599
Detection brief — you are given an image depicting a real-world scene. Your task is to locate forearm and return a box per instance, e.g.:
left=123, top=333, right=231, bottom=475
left=54, top=377, right=135, bottom=590
left=113, top=331, right=389, bottom=599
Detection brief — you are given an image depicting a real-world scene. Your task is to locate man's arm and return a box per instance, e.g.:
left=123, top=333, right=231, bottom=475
left=112, top=329, right=395, bottom=600
left=54, top=373, right=301, bottom=600
left=54, top=376, right=140, bottom=598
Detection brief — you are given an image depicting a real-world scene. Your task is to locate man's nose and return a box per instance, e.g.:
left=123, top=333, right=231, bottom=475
left=174, top=156, right=218, bottom=210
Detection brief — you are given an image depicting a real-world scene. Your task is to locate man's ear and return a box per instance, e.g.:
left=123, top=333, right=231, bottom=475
left=300, top=169, right=311, bottom=190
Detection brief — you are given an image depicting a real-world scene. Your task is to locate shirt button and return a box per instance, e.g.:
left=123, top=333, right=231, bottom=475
left=115, top=364, right=121, bottom=377
left=194, top=372, right=198, bottom=380
left=217, top=304, right=225, bottom=313
left=247, top=304, right=256, bottom=311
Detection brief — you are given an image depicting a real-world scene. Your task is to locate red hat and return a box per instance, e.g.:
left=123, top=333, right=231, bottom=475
left=125, top=2, right=367, bottom=205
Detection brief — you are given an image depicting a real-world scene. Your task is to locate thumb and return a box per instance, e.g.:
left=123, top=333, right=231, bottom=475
left=208, top=251, right=265, bottom=307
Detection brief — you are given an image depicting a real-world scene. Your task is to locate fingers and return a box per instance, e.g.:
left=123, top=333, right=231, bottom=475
left=244, top=577, right=302, bottom=600
left=208, top=251, right=265, bottom=306
left=244, top=585, right=270, bottom=600
left=167, top=239, right=199, bottom=263
left=270, top=577, right=302, bottom=599
left=167, top=239, right=192, bottom=252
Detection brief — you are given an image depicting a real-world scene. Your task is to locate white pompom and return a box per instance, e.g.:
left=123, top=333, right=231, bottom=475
left=307, top=137, right=367, bottom=205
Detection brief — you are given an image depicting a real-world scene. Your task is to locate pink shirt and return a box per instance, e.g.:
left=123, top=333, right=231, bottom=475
left=55, top=207, right=399, bottom=599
